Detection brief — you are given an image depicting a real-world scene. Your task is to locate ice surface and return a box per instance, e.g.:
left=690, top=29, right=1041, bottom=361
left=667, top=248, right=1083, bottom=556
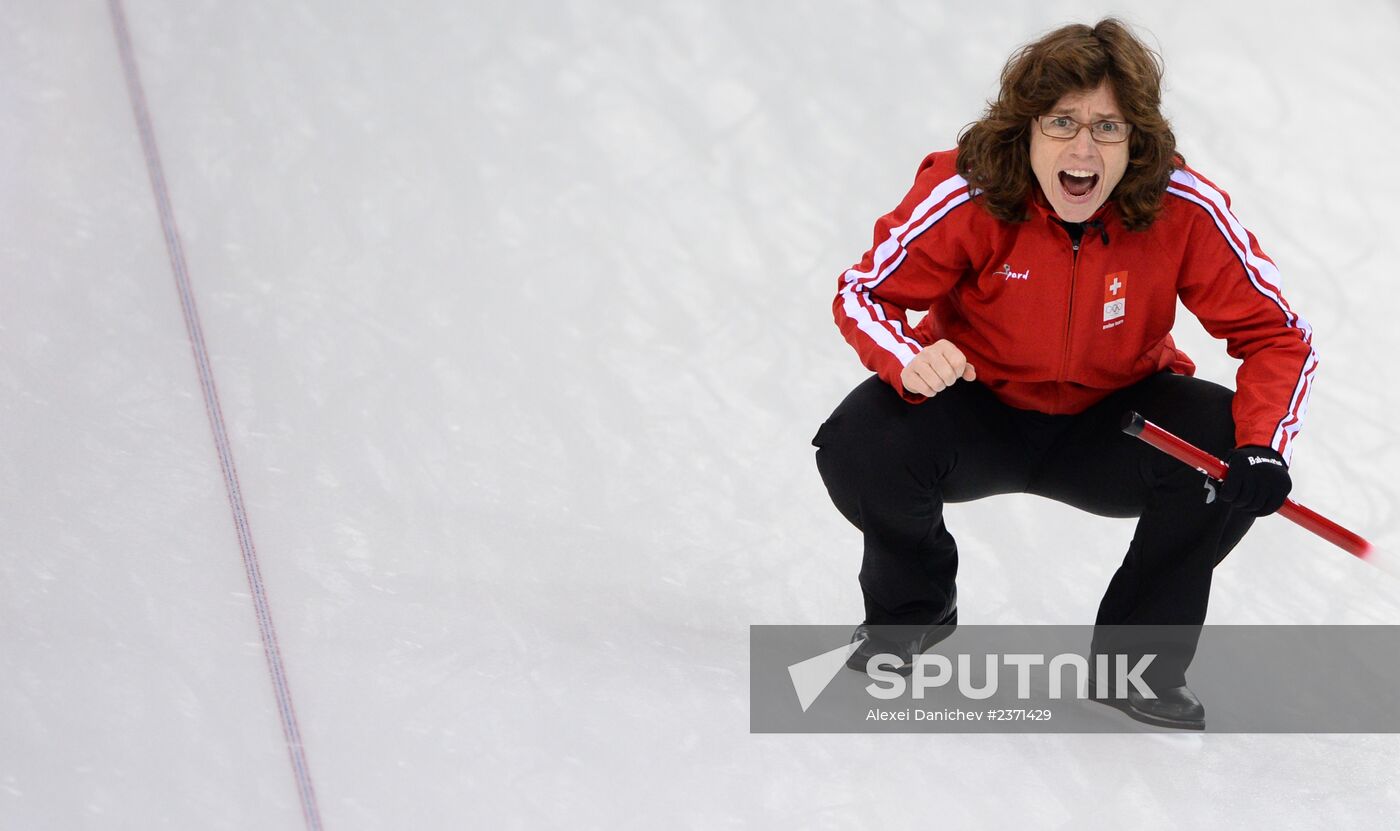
left=3, top=0, right=1400, bottom=828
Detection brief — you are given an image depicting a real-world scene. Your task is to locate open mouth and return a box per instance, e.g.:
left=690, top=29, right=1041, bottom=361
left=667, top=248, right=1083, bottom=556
left=1058, top=170, right=1099, bottom=200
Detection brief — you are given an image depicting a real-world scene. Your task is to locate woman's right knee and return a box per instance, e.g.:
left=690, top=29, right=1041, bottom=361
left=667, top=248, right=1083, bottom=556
left=812, top=381, right=919, bottom=488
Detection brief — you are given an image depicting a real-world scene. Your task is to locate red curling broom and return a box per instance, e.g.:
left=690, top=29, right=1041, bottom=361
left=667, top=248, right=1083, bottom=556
left=1121, top=412, right=1386, bottom=572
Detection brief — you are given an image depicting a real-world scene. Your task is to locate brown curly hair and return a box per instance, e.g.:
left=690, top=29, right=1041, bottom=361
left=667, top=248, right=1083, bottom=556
left=955, top=18, right=1180, bottom=231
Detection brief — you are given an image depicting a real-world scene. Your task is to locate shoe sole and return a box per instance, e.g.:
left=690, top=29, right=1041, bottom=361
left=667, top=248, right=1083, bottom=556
left=1088, top=695, right=1205, bottom=731
left=844, top=617, right=958, bottom=676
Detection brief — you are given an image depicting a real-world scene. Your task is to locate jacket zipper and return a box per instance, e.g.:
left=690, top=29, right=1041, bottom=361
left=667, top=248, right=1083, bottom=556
left=1058, top=235, right=1080, bottom=384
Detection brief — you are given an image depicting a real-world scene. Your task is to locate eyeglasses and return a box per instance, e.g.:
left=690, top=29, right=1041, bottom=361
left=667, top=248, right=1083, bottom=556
left=1037, top=115, right=1133, bottom=144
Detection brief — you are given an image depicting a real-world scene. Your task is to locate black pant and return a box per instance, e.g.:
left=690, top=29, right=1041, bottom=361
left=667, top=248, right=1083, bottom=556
left=812, top=371, right=1254, bottom=686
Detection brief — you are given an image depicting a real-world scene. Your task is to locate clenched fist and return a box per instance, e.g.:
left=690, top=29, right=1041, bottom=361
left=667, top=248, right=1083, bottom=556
left=901, top=339, right=976, bottom=397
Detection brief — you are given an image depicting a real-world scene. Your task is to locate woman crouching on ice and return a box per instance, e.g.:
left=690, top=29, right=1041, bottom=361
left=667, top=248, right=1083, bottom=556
left=813, top=18, right=1314, bottom=730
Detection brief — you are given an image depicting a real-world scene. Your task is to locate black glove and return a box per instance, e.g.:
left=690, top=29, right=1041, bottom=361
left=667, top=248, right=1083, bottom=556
left=1219, top=445, right=1292, bottom=516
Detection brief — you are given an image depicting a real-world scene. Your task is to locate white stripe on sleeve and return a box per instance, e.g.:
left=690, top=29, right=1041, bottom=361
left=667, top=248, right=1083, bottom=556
left=838, top=174, right=971, bottom=365
left=1167, top=169, right=1318, bottom=458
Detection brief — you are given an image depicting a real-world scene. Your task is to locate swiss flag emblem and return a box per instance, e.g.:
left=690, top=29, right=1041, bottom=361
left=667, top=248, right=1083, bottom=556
left=1102, top=271, right=1128, bottom=328
left=1104, top=271, right=1128, bottom=302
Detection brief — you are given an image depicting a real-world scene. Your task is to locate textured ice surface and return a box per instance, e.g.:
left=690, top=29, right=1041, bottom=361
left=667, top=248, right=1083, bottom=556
left=3, top=1, right=1399, bottom=828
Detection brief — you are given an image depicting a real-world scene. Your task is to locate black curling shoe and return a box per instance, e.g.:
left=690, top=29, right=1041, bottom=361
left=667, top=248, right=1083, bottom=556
left=1091, top=684, right=1206, bottom=731
left=844, top=608, right=958, bottom=676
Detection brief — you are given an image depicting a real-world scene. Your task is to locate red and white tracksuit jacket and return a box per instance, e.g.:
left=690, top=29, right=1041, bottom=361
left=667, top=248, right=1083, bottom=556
left=834, top=149, right=1317, bottom=462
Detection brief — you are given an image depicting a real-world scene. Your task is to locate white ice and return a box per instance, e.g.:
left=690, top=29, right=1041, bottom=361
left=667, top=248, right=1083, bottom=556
left=4, top=0, right=1400, bottom=828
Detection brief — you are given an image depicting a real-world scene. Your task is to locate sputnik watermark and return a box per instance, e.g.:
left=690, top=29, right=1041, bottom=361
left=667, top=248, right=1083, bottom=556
left=788, top=638, right=1156, bottom=713
left=754, top=625, right=1400, bottom=732
left=787, top=640, right=864, bottom=712
left=862, top=651, right=1156, bottom=699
